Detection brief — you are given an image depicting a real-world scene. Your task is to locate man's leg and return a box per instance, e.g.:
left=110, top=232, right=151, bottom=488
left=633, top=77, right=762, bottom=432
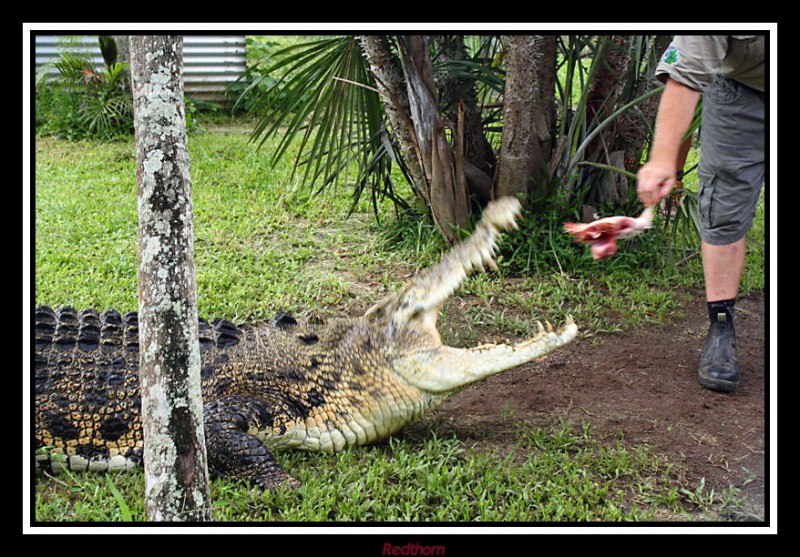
left=698, top=239, right=746, bottom=392
left=702, top=239, right=746, bottom=302
left=696, top=76, right=764, bottom=393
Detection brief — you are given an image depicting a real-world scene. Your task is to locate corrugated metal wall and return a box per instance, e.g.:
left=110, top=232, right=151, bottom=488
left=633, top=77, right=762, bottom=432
left=182, top=36, right=247, bottom=102
left=34, top=35, right=247, bottom=103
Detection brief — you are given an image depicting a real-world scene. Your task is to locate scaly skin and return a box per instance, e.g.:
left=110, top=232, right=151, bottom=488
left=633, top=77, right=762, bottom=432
left=34, top=197, right=577, bottom=489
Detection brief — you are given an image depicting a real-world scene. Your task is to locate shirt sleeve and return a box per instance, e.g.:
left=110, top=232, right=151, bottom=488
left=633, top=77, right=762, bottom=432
left=655, top=36, right=729, bottom=91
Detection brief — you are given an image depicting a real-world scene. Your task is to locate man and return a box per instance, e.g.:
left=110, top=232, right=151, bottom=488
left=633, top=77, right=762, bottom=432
left=637, top=36, right=765, bottom=393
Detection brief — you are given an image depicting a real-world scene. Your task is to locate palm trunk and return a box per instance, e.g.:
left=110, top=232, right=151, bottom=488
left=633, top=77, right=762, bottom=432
left=434, top=35, right=496, bottom=204
left=633, top=35, right=675, bottom=162
left=356, top=35, right=428, bottom=207
left=397, top=35, right=468, bottom=243
left=497, top=35, right=555, bottom=201
left=583, top=35, right=671, bottom=207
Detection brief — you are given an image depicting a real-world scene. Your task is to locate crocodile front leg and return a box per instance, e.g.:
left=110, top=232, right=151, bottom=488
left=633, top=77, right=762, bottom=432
left=203, top=396, right=300, bottom=490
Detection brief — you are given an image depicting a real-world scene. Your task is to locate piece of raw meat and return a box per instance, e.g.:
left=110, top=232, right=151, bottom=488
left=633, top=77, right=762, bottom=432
left=564, top=206, right=654, bottom=260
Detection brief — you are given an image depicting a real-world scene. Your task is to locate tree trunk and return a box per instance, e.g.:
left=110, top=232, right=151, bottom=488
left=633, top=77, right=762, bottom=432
left=633, top=35, right=675, bottom=163
left=497, top=35, right=552, bottom=201
left=532, top=35, right=557, bottom=160
left=585, top=35, right=632, bottom=203
left=397, top=35, right=468, bottom=243
left=130, top=35, right=212, bottom=522
left=433, top=35, right=495, bottom=204
left=356, top=35, right=428, bottom=206
left=112, top=35, right=132, bottom=91
left=583, top=35, right=672, bottom=207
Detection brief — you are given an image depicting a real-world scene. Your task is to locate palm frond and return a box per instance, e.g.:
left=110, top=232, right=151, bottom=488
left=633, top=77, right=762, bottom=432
left=245, top=36, right=401, bottom=212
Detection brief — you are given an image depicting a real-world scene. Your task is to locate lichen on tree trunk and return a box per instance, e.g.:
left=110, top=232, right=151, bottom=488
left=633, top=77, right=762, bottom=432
left=130, top=35, right=212, bottom=522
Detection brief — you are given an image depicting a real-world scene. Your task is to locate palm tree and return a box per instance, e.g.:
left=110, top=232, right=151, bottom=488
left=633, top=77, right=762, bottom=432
left=241, top=34, right=672, bottom=243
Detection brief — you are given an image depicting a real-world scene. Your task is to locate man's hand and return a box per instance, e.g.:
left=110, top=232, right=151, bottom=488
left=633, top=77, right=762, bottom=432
left=636, top=161, right=677, bottom=207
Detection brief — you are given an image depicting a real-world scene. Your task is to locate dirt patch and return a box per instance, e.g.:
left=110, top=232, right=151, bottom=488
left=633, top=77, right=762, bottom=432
left=433, top=292, right=767, bottom=521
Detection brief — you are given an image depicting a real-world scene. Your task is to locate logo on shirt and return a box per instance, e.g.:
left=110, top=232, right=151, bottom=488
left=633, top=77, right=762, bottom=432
left=662, top=45, right=679, bottom=65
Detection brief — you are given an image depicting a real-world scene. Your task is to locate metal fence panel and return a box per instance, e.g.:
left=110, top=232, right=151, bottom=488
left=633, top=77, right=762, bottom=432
left=34, top=35, right=247, bottom=103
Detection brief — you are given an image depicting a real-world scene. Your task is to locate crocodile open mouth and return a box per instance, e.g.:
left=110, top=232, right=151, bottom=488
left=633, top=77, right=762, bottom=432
left=364, top=197, right=578, bottom=393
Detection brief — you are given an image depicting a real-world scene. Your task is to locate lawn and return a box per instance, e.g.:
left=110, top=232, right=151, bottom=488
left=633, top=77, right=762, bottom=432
left=31, top=120, right=765, bottom=524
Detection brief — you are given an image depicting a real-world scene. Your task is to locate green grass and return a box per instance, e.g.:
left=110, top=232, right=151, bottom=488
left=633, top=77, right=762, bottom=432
left=32, top=120, right=764, bottom=523
left=34, top=126, right=402, bottom=320
left=36, top=419, right=720, bottom=522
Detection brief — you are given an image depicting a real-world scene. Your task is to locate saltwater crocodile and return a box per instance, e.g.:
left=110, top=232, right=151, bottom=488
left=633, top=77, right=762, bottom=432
left=34, top=197, right=577, bottom=490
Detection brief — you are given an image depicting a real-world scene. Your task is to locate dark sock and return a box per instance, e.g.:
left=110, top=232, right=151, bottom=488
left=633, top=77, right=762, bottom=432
left=707, top=299, right=736, bottom=323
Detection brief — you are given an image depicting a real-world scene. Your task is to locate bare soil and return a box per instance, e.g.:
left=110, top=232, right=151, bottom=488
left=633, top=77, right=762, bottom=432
left=433, top=291, right=768, bottom=521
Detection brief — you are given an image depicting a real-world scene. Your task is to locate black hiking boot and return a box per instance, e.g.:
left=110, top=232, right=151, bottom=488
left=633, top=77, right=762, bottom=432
left=698, top=304, right=739, bottom=393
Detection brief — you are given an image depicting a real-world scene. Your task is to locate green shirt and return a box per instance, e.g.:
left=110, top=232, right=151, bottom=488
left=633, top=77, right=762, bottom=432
left=656, top=35, right=765, bottom=92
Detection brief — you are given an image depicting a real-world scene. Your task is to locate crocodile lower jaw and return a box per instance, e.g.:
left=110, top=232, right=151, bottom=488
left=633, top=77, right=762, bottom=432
left=394, top=317, right=578, bottom=393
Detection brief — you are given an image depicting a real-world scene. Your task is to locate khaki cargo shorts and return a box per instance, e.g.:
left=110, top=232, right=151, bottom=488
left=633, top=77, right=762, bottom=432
left=697, top=75, right=765, bottom=245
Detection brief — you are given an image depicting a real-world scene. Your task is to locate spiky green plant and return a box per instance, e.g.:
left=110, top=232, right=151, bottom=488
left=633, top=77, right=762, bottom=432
left=36, top=38, right=133, bottom=139
left=241, top=36, right=406, bottom=215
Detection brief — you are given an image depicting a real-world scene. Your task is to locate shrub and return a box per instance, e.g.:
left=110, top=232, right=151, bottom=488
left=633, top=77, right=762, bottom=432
left=35, top=38, right=133, bottom=139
